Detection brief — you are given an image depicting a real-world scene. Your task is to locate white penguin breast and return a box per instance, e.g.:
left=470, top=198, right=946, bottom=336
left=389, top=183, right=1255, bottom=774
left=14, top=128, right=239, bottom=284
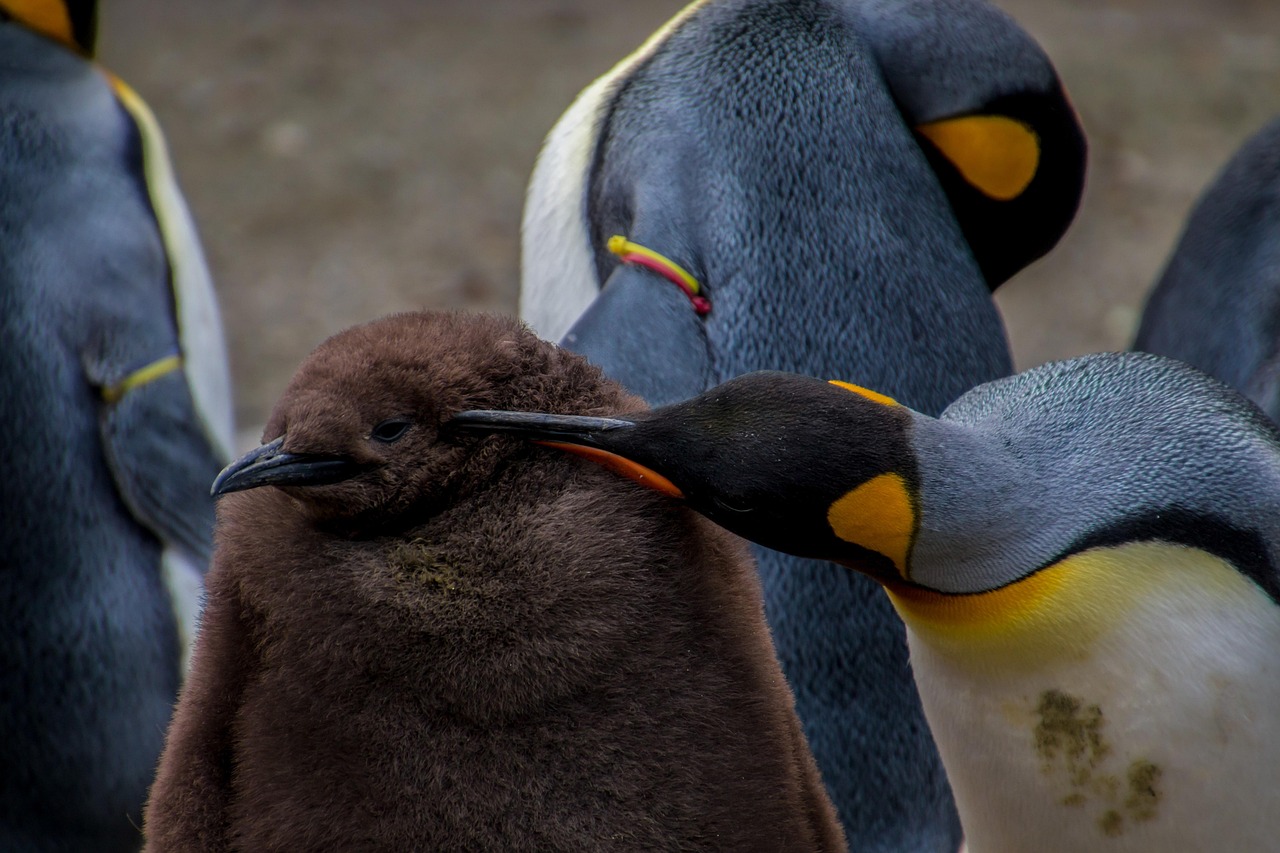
left=896, top=542, right=1280, bottom=853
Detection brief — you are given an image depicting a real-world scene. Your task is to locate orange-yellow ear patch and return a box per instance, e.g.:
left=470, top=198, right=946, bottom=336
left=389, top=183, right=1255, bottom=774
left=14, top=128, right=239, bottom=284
left=827, top=472, right=915, bottom=576
left=536, top=441, right=685, bottom=499
left=916, top=115, right=1040, bottom=201
left=828, top=380, right=900, bottom=407
left=0, top=0, right=75, bottom=50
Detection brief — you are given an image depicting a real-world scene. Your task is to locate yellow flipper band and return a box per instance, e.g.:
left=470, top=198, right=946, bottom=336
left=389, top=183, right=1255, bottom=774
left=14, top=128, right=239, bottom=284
left=102, top=354, right=182, bottom=404
left=607, top=235, right=710, bottom=315
left=606, top=235, right=706, bottom=295
left=828, top=379, right=900, bottom=408
left=0, top=0, right=75, bottom=50
left=607, top=235, right=701, bottom=295
left=827, top=472, right=915, bottom=576
left=916, top=114, right=1040, bottom=201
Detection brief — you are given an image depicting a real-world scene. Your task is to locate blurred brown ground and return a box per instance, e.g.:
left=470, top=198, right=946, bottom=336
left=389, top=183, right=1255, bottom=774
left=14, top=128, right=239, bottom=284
left=98, top=0, right=1280, bottom=438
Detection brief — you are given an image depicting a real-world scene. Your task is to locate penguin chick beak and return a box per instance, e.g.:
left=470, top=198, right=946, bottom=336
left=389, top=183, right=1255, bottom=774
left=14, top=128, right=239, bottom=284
left=211, top=437, right=367, bottom=497
left=447, top=411, right=684, bottom=498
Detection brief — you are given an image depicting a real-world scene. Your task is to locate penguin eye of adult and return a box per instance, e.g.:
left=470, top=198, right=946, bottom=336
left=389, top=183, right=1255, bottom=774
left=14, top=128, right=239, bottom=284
left=371, top=419, right=413, bottom=443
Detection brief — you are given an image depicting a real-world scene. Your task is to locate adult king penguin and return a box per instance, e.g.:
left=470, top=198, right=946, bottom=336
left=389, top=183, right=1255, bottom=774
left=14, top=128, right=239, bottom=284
left=1135, top=117, right=1280, bottom=422
left=144, top=312, right=846, bottom=852
left=519, top=0, right=1086, bottom=847
left=0, top=2, right=234, bottom=850
left=453, top=351, right=1280, bottom=852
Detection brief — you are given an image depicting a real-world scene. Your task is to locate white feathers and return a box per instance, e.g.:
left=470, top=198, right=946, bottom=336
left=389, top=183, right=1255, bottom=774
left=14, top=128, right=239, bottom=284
left=161, top=547, right=205, bottom=677
left=903, top=543, right=1280, bottom=852
left=108, top=76, right=236, bottom=464
left=519, top=0, right=711, bottom=341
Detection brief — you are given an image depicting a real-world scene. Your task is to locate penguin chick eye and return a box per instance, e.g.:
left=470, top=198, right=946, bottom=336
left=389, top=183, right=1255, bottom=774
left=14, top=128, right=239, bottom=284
left=371, top=419, right=413, bottom=444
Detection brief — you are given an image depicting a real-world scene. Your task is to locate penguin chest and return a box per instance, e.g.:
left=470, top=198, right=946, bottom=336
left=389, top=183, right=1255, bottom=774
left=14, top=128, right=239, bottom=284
left=895, top=542, right=1280, bottom=853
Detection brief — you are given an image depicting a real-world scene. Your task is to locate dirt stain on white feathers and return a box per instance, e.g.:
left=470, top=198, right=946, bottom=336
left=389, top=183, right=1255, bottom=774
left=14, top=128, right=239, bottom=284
left=1033, top=689, right=1163, bottom=837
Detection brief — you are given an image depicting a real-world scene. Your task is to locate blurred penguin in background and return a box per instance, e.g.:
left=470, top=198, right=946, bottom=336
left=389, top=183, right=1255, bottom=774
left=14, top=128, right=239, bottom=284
left=0, top=2, right=234, bottom=849
left=1134, top=117, right=1280, bottom=422
left=519, top=0, right=1086, bottom=848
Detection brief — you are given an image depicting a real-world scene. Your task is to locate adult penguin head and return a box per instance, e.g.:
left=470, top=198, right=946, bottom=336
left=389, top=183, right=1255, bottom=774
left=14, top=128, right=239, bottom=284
left=0, top=0, right=97, bottom=55
left=851, top=0, right=1087, bottom=287
left=450, top=354, right=1280, bottom=609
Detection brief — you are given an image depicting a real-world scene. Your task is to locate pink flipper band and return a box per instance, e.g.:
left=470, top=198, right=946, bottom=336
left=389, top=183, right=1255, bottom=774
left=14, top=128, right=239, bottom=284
left=607, top=235, right=711, bottom=316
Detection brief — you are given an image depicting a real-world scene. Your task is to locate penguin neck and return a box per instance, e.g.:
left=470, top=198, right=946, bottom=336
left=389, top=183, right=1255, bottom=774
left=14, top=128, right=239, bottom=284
left=892, top=541, right=1280, bottom=852
left=901, top=416, right=1057, bottom=594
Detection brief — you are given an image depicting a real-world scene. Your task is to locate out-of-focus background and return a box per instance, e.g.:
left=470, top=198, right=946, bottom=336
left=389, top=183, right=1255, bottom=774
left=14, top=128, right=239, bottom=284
left=99, top=0, right=1280, bottom=437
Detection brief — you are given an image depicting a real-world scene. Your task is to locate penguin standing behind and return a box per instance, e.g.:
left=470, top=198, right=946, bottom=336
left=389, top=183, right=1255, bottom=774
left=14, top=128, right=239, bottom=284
left=0, top=2, right=233, bottom=849
left=1134, top=117, right=1280, bottom=421
left=520, top=0, right=1086, bottom=847
left=454, top=352, right=1280, bottom=852
left=143, top=311, right=846, bottom=852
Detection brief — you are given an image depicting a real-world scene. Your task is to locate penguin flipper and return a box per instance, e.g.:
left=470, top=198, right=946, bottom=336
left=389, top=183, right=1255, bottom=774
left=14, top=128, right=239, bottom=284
left=560, top=265, right=713, bottom=408
left=94, top=367, right=224, bottom=566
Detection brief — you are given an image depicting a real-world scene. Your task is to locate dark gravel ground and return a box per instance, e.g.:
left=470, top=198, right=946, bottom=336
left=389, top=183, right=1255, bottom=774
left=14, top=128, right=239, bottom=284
left=97, top=0, right=1280, bottom=440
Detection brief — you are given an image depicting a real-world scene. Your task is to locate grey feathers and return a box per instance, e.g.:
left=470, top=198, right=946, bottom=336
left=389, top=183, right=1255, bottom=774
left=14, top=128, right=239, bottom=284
left=913, top=352, right=1280, bottom=597
left=0, top=20, right=228, bottom=851
left=1135, top=117, right=1280, bottom=422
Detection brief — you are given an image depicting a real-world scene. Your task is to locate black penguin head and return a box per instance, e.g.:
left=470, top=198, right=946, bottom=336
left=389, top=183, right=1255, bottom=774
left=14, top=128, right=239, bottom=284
left=0, top=0, right=98, bottom=54
left=213, top=311, right=635, bottom=533
left=453, top=370, right=922, bottom=582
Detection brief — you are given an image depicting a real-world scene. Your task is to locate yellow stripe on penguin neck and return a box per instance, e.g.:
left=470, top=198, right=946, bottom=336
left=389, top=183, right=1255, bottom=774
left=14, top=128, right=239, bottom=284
left=885, top=541, right=1271, bottom=671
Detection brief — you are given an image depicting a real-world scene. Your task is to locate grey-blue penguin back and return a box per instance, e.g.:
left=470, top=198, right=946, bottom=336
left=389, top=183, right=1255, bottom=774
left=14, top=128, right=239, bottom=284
left=535, top=1, right=1085, bottom=848
left=939, top=352, right=1280, bottom=600
left=587, top=0, right=1012, bottom=414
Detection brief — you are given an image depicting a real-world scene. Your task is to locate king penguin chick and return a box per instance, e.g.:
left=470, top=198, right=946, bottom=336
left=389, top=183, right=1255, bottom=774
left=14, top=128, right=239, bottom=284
left=1135, top=117, right=1280, bottom=422
left=453, top=351, right=1280, bottom=853
left=143, top=312, right=846, bottom=853
left=0, top=3, right=234, bottom=851
left=519, top=2, right=1086, bottom=847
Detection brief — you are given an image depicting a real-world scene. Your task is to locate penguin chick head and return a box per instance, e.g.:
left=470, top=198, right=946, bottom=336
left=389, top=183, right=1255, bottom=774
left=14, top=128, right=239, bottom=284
left=214, top=311, right=636, bottom=533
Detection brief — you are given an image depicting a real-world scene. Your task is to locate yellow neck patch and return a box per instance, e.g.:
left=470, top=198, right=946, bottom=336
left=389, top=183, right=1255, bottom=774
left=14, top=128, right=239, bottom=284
left=885, top=542, right=1268, bottom=669
left=0, top=0, right=74, bottom=50
left=827, top=472, right=915, bottom=575
left=916, top=114, right=1040, bottom=201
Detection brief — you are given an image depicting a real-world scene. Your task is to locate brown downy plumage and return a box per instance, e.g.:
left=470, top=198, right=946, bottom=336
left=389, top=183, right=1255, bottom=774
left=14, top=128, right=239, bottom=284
left=142, top=311, right=845, bottom=852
